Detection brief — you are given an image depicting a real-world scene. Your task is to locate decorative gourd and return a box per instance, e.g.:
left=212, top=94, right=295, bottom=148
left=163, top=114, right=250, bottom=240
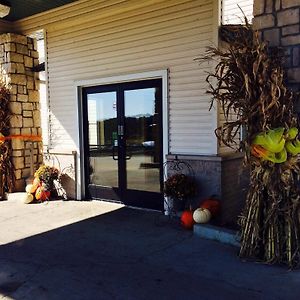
left=193, top=208, right=211, bottom=224
left=23, top=193, right=34, bottom=204
left=25, top=184, right=36, bottom=194
left=200, top=198, right=221, bottom=217
left=180, top=210, right=195, bottom=230
left=35, top=186, right=50, bottom=201
left=29, top=177, right=40, bottom=194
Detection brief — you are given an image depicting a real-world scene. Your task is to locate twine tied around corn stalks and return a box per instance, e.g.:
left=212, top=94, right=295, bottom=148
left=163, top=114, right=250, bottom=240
left=198, top=22, right=300, bottom=268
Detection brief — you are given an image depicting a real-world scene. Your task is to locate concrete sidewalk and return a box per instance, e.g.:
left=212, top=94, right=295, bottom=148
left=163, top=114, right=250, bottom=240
left=0, top=199, right=299, bottom=300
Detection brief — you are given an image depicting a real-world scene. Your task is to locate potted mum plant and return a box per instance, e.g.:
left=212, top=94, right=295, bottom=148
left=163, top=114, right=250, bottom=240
left=163, top=173, right=197, bottom=212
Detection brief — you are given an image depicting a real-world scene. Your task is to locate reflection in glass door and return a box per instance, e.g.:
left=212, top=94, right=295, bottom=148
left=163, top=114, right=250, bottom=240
left=87, top=92, right=118, bottom=188
left=125, top=88, right=161, bottom=193
left=82, top=79, right=163, bottom=210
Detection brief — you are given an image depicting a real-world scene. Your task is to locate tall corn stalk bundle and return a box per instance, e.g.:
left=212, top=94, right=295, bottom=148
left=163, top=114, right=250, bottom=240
left=204, top=24, right=300, bottom=268
left=0, top=78, right=14, bottom=198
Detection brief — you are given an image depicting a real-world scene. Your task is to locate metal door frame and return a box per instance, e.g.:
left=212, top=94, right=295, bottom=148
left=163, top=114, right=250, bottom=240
left=81, top=78, right=164, bottom=210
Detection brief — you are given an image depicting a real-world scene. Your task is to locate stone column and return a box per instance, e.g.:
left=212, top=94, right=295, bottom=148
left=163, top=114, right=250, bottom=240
left=253, top=0, right=300, bottom=93
left=0, top=33, right=43, bottom=191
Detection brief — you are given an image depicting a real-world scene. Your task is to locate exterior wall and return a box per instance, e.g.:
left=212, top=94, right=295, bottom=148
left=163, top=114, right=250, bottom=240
left=167, top=153, right=247, bottom=225
left=14, top=0, right=218, bottom=156
left=0, top=33, right=43, bottom=191
left=253, top=0, right=300, bottom=94
left=222, top=0, right=254, bottom=24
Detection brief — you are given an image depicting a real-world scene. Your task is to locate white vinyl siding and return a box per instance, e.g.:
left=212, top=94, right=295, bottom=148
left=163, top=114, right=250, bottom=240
left=222, top=0, right=253, bottom=24
left=15, top=0, right=218, bottom=155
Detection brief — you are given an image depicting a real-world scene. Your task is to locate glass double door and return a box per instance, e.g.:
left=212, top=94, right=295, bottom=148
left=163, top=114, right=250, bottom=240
left=82, top=79, right=163, bottom=210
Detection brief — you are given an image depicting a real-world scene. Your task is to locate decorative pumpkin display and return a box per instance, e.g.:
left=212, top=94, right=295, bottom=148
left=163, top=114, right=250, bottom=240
left=32, top=177, right=40, bottom=189
left=35, top=186, right=50, bottom=201
left=180, top=210, right=195, bottom=230
left=200, top=198, right=221, bottom=217
left=23, top=193, right=34, bottom=204
left=25, top=184, right=39, bottom=194
left=193, top=208, right=211, bottom=224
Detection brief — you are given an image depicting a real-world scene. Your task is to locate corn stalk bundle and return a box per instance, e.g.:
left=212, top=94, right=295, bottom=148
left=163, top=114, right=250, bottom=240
left=0, top=79, right=14, bottom=198
left=203, top=23, right=300, bottom=268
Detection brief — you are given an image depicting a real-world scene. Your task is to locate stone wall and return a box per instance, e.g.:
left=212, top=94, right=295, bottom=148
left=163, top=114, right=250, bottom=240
left=0, top=33, right=43, bottom=191
left=253, top=0, right=300, bottom=93
left=166, top=154, right=247, bottom=226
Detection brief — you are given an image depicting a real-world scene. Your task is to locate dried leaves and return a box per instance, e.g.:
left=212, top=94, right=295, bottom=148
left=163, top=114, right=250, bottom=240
left=203, top=23, right=300, bottom=268
left=0, top=78, right=14, bottom=197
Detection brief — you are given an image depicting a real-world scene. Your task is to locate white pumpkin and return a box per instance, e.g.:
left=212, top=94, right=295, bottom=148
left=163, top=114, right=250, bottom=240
left=193, top=208, right=211, bottom=224
left=25, top=184, right=33, bottom=194
left=23, top=193, right=34, bottom=204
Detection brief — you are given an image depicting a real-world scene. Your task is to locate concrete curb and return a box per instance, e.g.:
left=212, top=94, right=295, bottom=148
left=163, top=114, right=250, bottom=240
left=194, top=223, right=240, bottom=247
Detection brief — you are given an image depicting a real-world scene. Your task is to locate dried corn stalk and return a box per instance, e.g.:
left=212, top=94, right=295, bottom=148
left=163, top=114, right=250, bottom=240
left=0, top=78, right=14, bottom=198
left=203, top=23, right=300, bottom=268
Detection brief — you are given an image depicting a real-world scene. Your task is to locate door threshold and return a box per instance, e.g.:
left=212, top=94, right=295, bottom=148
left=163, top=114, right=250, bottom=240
left=90, top=197, right=162, bottom=213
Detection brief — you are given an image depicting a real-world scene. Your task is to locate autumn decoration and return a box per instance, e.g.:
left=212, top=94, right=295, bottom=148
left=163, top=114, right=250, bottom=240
left=200, top=197, right=221, bottom=217
left=24, top=165, right=60, bottom=203
left=193, top=208, right=211, bottom=224
left=0, top=79, right=14, bottom=198
left=202, top=22, right=300, bottom=268
left=180, top=210, right=195, bottom=230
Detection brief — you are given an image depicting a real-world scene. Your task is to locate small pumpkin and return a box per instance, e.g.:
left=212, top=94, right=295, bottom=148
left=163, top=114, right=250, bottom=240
left=193, top=208, right=211, bottom=224
left=180, top=210, right=195, bottom=230
left=23, top=193, right=34, bottom=204
left=35, top=186, right=50, bottom=201
left=25, top=184, right=37, bottom=194
left=200, top=198, right=221, bottom=217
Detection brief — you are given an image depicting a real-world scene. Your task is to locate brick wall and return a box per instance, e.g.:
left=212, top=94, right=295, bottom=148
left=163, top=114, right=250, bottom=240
left=253, top=0, right=300, bottom=93
left=0, top=33, right=43, bottom=191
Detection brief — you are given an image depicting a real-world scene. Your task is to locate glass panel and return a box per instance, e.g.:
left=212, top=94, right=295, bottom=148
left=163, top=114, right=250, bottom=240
left=125, top=88, right=161, bottom=192
left=87, top=92, right=118, bottom=188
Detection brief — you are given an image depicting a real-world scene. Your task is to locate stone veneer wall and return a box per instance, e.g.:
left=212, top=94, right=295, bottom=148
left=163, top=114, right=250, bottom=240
left=166, top=154, right=248, bottom=226
left=0, top=33, right=43, bottom=191
left=253, top=0, right=300, bottom=93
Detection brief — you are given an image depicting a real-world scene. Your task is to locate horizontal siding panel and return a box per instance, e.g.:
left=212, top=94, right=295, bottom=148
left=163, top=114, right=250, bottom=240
left=48, top=22, right=212, bottom=58
left=47, top=36, right=211, bottom=70
left=48, top=1, right=213, bottom=44
left=16, top=0, right=211, bottom=33
left=222, top=0, right=253, bottom=24
left=18, top=0, right=217, bottom=155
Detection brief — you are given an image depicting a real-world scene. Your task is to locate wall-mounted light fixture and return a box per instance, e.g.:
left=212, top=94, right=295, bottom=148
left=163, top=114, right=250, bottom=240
left=0, top=1, right=10, bottom=18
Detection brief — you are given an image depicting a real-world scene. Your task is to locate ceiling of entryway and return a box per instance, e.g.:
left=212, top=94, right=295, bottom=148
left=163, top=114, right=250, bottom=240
left=3, top=0, right=78, bottom=21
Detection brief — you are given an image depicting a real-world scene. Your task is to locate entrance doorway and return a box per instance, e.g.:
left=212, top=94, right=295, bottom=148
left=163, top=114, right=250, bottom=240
left=82, top=79, right=163, bottom=210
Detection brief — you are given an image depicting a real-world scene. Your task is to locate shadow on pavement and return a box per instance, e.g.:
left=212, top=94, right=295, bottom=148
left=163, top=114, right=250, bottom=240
left=0, top=207, right=299, bottom=300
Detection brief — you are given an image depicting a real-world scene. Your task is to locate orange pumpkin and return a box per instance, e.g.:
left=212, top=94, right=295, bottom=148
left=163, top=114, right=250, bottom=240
left=200, top=198, right=221, bottom=217
left=180, top=210, right=195, bottom=230
left=35, top=186, right=50, bottom=201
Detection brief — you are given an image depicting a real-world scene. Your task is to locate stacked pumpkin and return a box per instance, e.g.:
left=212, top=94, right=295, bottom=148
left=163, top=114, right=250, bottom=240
left=23, top=165, right=59, bottom=204
left=24, top=177, right=51, bottom=204
left=180, top=197, right=221, bottom=230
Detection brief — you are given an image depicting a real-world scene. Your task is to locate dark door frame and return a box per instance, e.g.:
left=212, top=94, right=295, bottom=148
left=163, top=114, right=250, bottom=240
left=80, top=78, right=164, bottom=210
